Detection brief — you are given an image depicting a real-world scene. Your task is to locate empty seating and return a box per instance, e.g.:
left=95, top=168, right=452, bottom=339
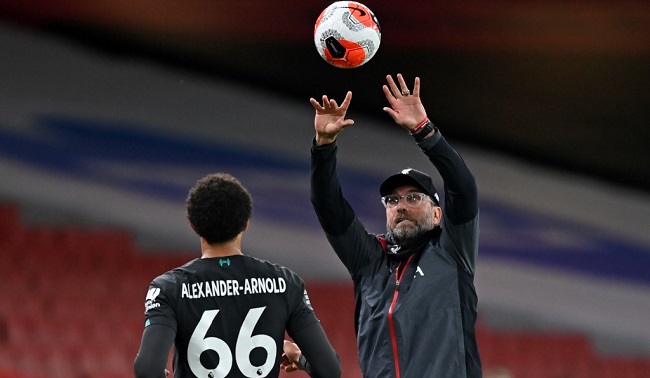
left=1, top=201, right=649, bottom=378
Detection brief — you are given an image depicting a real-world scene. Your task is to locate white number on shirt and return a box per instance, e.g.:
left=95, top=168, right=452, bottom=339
left=187, top=307, right=276, bottom=378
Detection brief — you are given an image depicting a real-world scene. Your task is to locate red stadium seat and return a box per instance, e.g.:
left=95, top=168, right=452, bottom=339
left=1, top=202, right=649, bottom=378
left=0, top=203, right=25, bottom=254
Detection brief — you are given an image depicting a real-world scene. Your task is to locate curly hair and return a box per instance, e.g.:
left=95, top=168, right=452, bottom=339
left=186, top=173, right=252, bottom=244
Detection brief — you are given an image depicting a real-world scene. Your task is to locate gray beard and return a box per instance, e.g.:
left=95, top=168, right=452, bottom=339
left=387, top=216, right=435, bottom=246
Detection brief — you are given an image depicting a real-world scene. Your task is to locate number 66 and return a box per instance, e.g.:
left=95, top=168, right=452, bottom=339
left=188, top=307, right=276, bottom=377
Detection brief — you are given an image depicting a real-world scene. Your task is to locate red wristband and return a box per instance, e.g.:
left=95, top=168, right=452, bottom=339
left=409, top=118, right=430, bottom=134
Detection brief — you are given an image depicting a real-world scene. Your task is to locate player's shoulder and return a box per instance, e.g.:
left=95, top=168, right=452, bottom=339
left=151, top=258, right=199, bottom=288
left=242, top=255, right=303, bottom=282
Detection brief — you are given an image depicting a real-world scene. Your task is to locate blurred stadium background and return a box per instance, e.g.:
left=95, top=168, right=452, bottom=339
left=0, top=1, right=649, bottom=377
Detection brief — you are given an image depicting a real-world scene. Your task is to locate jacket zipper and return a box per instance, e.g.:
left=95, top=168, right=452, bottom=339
left=387, top=254, right=415, bottom=378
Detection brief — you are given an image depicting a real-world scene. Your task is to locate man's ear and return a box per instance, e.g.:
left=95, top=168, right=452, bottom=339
left=433, top=206, right=443, bottom=226
left=242, top=220, right=250, bottom=232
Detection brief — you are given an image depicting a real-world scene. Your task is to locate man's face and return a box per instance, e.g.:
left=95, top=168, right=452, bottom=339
left=384, top=185, right=441, bottom=243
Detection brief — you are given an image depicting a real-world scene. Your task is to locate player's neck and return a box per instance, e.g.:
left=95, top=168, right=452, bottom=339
left=200, top=237, right=244, bottom=259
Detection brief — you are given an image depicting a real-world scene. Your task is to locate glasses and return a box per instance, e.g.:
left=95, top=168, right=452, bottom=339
left=381, top=193, right=434, bottom=209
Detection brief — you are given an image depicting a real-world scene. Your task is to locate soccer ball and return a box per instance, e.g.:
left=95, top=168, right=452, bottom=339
left=314, top=1, right=381, bottom=69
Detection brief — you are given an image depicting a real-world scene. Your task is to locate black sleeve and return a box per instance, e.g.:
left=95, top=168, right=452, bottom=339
left=419, top=130, right=478, bottom=224
left=133, top=324, right=175, bottom=378
left=289, top=321, right=341, bottom=378
left=310, top=139, right=356, bottom=236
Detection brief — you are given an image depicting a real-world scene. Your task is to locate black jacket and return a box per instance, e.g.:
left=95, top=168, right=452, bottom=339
left=311, top=130, right=481, bottom=378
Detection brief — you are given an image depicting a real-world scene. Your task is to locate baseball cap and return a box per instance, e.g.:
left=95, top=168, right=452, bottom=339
left=379, top=168, right=440, bottom=204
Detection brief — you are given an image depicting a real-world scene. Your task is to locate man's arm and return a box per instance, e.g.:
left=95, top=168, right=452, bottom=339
left=289, top=321, right=342, bottom=378
left=309, top=91, right=357, bottom=236
left=420, top=131, right=478, bottom=224
left=310, top=141, right=355, bottom=235
left=133, top=324, right=175, bottom=378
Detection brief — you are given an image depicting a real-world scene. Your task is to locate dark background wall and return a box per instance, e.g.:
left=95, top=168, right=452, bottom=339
left=1, top=0, right=649, bottom=192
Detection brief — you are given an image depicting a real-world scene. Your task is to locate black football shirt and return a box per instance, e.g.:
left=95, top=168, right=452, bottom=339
left=143, top=255, right=319, bottom=378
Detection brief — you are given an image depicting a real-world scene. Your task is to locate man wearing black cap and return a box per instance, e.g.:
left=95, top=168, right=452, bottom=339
left=309, top=74, right=481, bottom=377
